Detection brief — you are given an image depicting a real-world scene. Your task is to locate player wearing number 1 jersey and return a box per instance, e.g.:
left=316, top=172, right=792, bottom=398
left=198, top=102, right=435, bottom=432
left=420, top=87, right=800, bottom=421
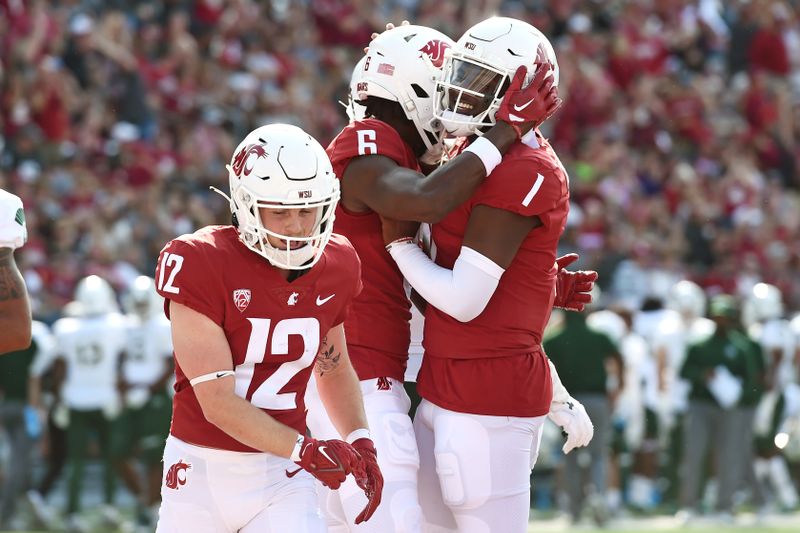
left=154, top=124, right=382, bottom=533
left=383, top=17, right=596, bottom=532
left=305, top=24, right=561, bottom=533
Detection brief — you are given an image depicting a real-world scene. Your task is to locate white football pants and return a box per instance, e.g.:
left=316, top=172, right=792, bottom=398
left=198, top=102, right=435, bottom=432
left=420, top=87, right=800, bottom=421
left=156, top=435, right=324, bottom=533
left=306, top=376, right=422, bottom=532
left=414, top=399, right=546, bottom=533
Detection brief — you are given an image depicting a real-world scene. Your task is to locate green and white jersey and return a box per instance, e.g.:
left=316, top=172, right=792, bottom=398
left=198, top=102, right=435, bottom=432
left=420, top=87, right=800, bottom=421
left=124, top=313, right=173, bottom=387
left=54, top=313, right=127, bottom=410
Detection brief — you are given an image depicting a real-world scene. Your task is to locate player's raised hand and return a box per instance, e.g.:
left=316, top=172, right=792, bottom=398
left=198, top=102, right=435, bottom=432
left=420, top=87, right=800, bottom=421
left=288, top=437, right=362, bottom=490
left=364, top=20, right=411, bottom=52
left=553, top=253, right=598, bottom=312
left=495, top=63, right=562, bottom=139
left=351, top=438, right=384, bottom=524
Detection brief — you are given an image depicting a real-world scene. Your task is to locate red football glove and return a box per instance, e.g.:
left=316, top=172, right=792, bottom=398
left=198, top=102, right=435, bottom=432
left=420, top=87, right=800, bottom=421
left=351, top=438, right=384, bottom=524
left=554, top=254, right=598, bottom=312
left=287, top=437, right=362, bottom=490
left=495, top=63, right=562, bottom=139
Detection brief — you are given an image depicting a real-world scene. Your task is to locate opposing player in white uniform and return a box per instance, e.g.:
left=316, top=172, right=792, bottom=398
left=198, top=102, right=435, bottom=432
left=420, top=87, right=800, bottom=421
left=744, top=283, right=799, bottom=510
left=649, top=281, right=713, bottom=507
left=113, top=275, right=175, bottom=525
left=0, top=188, right=31, bottom=353
left=52, top=275, right=128, bottom=524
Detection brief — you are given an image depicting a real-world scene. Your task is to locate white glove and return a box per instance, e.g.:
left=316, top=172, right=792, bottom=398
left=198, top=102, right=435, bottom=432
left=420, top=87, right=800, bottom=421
left=0, top=189, right=27, bottom=250
left=548, top=398, right=594, bottom=453
left=547, top=358, right=594, bottom=453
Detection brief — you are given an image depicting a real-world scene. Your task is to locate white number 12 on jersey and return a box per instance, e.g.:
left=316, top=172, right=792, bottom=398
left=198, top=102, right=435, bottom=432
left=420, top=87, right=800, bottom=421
left=235, top=317, right=320, bottom=410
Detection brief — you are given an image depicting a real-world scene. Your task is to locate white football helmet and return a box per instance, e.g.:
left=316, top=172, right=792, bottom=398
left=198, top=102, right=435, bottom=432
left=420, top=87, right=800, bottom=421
left=356, top=25, right=455, bottom=150
left=346, top=56, right=368, bottom=122
left=434, top=16, right=559, bottom=137
left=666, top=280, right=706, bottom=320
left=73, top=275, right=118, bottom=316
left=223, top=124, right=339, bottom=270
left=587, top=309, right=627, bottom=344
left=123, top=275, right=162, bottom=319
left=745, top=283, right=784, bottom=322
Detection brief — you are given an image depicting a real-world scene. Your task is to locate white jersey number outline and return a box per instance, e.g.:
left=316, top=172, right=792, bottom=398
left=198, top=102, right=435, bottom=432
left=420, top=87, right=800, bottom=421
left=235, top=317, right=320, bottom=410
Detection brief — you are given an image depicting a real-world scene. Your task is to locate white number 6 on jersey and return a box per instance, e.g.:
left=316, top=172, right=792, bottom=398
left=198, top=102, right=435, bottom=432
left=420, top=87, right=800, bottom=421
left=357, top=130, right=377, bottom=155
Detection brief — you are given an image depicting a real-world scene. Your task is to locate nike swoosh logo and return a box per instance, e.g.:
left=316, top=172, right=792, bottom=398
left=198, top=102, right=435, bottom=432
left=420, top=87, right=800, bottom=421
left=216, top=372, right=228, bottom=379
left=316, top=294, right=335, bottom=306
left=318, top=446, right=336, bottom=465
left=513, top=98, right=535, bottom=112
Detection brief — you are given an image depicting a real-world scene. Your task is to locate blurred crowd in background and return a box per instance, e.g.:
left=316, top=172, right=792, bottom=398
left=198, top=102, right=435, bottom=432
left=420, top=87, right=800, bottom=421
left=2, top=0, right=800, bottom=530
left=1, top=0, right=799, bottom=319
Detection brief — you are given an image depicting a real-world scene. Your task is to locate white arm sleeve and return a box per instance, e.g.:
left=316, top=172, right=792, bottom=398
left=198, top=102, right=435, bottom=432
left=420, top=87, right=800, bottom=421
left=388, top=243, right=504, bottom=323
left=549, top=358, right=572, bottom=405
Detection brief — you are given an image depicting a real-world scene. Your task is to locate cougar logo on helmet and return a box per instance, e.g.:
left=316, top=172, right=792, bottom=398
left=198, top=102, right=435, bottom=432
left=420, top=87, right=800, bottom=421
left=419, top=40, right=451, bottom=68
left=231, top=144, right=268, bottom=178
left=165, top=459, right=192, bottom=490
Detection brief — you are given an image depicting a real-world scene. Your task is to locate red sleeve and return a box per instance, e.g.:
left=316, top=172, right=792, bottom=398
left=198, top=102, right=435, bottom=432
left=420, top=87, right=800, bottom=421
left=474, top=155, right=568, bottom=218
left=326, top=119, right=418, bottom=177
left=333, top=240, right=363, bottom=327
left=154, top=239, right=226, bottom=326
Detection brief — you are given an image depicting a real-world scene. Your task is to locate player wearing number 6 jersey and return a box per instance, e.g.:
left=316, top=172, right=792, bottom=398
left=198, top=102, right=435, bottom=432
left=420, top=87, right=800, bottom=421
left=382, top=17, right=595, bottom=533
left=306, top=24, right=560, bottom=533
left=154, top=124, right=382, bottom=533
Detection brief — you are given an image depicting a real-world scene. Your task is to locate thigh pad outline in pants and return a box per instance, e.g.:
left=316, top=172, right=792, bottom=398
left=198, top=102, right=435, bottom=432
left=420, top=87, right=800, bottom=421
left=431, top=411, right=494, bottom=510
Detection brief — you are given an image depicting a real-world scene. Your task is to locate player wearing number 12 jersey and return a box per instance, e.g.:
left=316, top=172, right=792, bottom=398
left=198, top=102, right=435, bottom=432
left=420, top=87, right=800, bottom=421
left=305, top=24, right=561, bottom=533
left=154, top=124, right=382, bottom=533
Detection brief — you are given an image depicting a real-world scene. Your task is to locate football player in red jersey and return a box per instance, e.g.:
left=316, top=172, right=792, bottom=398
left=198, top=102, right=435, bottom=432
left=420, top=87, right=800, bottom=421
left=382, top=17, right=596, bottom=532
left=304, top=24, right=562, bottom=533
left=153, top=124, right=382, bottom=533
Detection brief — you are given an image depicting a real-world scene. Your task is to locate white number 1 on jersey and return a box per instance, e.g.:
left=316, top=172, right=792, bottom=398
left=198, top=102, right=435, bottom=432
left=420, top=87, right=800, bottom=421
left=236, top=317, right=320, bottom=410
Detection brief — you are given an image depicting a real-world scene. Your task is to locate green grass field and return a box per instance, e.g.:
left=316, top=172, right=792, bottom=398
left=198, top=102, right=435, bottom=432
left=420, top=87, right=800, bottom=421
left=526, top=512, right=800, bottom=533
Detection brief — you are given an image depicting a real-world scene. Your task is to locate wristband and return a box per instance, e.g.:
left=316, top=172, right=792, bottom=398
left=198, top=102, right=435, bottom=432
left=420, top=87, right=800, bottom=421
left=463, top=136, right=502, bottom=176
left=345, top=428, right=371, bottom=444
left=290, top=434, right=305, bottom=461
left=384, top=237, right=414, bottom=253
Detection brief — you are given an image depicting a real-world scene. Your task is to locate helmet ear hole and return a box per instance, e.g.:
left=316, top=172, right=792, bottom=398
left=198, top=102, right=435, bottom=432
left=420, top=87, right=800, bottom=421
left=411, top=84, right=429, bottom=98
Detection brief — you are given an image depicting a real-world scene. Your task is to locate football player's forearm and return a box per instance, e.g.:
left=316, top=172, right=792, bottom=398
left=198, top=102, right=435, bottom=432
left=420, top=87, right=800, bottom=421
left=410, top=121, right=518, bottom=222
left=201, top=392, right=298, bottom=458
left=317, top=363, right=368, bottom=440
left=0, top=248, right=31, bottom=353
left=315, top=333, right=368, bottom=438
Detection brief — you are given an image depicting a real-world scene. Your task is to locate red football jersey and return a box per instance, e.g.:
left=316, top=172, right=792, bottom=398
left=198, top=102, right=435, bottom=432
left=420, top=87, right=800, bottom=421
left=418, top=133, right=569, bottom=417
left=326, top=119, right=420, bottom=381
left=155, top=226, right=362, bottom=452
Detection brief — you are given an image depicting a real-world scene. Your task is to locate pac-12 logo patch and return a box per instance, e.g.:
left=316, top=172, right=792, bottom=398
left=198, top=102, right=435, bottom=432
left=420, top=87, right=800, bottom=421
left=165, top=459, right=192, bottom=490
left=233, top=289, right=252, bottom=312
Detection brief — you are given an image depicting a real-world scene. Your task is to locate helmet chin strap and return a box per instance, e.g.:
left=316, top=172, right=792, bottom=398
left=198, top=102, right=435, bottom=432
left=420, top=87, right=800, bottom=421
left=439, top=110, right=481, bottom=137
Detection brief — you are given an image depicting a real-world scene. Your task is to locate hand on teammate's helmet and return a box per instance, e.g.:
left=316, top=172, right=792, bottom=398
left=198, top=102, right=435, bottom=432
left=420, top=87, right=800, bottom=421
left=290, top=437, right=362, bottom=490
left=553, top=253, right=598, bottom=312
left=351, top=438, right=384, bottom=524
left=548, top=398, right=594, bottom=454
left=495, top=63, right=562, bottom=138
